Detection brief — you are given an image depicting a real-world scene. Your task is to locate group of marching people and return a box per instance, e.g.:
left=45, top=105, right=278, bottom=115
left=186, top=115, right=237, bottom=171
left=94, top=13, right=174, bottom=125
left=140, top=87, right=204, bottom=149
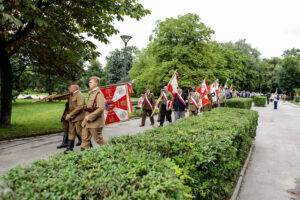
left=139, top=82, right=235, bottom=127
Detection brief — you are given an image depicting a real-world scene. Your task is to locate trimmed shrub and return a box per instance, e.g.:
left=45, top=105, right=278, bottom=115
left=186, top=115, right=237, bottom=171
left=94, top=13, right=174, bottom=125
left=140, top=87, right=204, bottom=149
left=225, top=98, right=253, bottom=109
left=1, top=108, right=258, bottom=200
left=286, top=96, right=292, bottom=101
left=295, top=96, right=300, bottom=102
left=254, top=96, right=267, bottom=107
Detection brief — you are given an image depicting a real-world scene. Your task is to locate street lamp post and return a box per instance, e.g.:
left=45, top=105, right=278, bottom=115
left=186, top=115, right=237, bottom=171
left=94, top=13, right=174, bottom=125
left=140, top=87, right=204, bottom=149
left=120, top=35, right=132, bottom=83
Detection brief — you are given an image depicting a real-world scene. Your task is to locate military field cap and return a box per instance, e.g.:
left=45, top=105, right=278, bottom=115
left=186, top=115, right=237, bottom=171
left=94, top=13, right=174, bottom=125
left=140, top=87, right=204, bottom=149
left=69, top=81, right=79, bottom=86
left=146, top=87, right=151, bottom=90
left=177, top=86, right=182, bottom=89
left=191, top=89, right=196, bottom=92
left=89, top=76, right=101, bottom=83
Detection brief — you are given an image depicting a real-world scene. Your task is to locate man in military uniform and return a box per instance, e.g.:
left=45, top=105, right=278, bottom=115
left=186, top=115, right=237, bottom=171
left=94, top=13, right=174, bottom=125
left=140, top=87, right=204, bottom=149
left=159, top=86, right=173, bottom=127
left=140, top=88, right=155, bottom=127
left=57, top=102, right=69, bottom=149
left=81, top=76, right=106, bottom=150
left=64, top=82, right=85, bottom=153
left=218, top=90, right=226, bottom=107
left=188, top=89, right=200, bottom=117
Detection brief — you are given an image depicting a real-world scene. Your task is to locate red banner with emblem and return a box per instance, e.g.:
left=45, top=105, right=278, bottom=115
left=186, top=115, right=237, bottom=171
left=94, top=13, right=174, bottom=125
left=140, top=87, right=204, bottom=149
left=100, top=83, right=131, bottom=124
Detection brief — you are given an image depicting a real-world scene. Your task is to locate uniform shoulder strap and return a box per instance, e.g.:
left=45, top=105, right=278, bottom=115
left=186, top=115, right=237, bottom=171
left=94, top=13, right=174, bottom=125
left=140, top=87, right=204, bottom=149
left=92, top=91, right=100, bottom=108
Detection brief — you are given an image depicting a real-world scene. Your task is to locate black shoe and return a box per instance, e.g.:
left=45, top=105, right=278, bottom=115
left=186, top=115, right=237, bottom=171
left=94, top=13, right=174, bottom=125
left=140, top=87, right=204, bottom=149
left=64, top=140, right=75, bottom=154
left=76, top=135, right=82, bottom=146
left=90, top=142, right=93, bottom=148
left=57, top=135, right=68, bottom=149
left=81, top=148, right=85, bottom=151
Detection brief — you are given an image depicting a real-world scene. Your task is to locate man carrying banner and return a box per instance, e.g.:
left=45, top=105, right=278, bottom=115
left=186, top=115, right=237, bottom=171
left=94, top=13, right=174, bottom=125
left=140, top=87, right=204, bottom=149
left=64, top=82, right=85, bottom=153
left=173, top=87, right=188, bottom=120
left=159, top=86, right=173, bottom=127
left=81, top=76, right=107, bottom=150
left=188, top=88, right=200, bottom=116
left=140, top=88, right=155, bottom=127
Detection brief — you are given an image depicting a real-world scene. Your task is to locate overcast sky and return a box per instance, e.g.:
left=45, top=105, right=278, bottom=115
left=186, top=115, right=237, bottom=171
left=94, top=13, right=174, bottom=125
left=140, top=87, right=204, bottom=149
left=90, top=0, right=300, bottom=66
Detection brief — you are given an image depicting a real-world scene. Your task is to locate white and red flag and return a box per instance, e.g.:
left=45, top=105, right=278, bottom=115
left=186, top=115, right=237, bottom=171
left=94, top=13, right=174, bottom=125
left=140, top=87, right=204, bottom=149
left=197, top=79, right=209, bottom=107
left=101, top=83, right=132, bottom=124
left=230, top=84, right=233, bottom=92
left=210, top=81, right=218, bottom=103
left=126, top=83, right=134, bottom=113
left=215, top=80, right=219, bottom=97
left=168, top=71, right=178, bottom=95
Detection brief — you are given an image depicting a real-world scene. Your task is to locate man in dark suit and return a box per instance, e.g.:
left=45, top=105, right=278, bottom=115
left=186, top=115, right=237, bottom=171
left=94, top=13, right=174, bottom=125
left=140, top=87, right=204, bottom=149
left=173, top=87, right=188, bottom=121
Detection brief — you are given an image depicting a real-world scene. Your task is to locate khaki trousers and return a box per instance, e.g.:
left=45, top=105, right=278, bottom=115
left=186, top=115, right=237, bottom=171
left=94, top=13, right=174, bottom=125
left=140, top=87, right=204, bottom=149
left=81, top=127, right=106, bottom=149
left=68, top=121, right=82, bottom=140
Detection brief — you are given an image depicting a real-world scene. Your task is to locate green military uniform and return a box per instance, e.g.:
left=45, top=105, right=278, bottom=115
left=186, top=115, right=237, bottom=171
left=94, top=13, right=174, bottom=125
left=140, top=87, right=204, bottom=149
left=57, top=102, right=69, bottom=148
left=62, top=102, right=69, bottom=136
left=68, top=91, right=85, bottom=141
left=141, top=92, right=155, bottom=126
left=188, top=93, right=199, bottom=117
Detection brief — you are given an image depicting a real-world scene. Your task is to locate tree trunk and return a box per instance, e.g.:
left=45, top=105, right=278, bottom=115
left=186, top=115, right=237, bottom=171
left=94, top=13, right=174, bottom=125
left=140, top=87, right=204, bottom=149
left=0, top=39, right=13, bottom=126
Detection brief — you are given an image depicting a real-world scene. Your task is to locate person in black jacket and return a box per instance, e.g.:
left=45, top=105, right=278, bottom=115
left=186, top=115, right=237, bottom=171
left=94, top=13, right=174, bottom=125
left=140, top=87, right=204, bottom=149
left=173, top=87, right=188, bottom=121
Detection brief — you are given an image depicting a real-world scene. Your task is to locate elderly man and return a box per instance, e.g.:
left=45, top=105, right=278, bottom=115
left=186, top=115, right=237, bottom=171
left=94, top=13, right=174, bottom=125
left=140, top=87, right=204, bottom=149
left=140, top=88, right=155, bottom=127
left=173, top=87, right=188, bottom=120
left=81, top=76, right=106, bottom=150
left=64, top=82, right=85, bottom=153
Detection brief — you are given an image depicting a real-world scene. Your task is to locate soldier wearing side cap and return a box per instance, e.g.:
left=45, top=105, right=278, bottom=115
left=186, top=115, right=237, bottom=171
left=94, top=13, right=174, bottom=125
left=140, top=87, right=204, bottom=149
left=81, top=76, right=106, bottom=150
left=64, top=82, right=85, bottom=153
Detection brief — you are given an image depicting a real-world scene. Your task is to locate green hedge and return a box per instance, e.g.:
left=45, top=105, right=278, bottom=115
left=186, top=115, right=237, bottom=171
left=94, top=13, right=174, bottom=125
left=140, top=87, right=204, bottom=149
left=254, top=96, right=267, bottom=107
left=295, top=96, right=300, bottom=102
left=1, top=108, right=258, bottom=200
left=225, top=98, right=253, bottom=109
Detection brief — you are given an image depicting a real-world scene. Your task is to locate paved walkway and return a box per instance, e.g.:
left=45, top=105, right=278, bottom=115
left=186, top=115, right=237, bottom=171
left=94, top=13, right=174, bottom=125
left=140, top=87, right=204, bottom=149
left=238, top=101, right=300, bottom=200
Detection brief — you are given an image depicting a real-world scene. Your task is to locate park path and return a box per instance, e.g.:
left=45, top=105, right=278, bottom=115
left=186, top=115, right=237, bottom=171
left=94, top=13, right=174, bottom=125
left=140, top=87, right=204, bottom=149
left=0, top=115, right=170, bottom=175
left=238, top=101, right=300, bottom=200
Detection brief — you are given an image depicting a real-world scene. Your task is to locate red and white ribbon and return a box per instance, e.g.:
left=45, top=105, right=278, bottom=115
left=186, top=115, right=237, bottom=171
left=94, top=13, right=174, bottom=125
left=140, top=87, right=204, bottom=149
left=189, top=96, right=198, bottom=108
left=144, top=93, right=153, bottom=111
left=177, top=93, right=186, bottom=106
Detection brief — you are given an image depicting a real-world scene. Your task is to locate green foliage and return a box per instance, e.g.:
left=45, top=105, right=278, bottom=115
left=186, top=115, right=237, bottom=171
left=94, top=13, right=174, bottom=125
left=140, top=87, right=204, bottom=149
left=254, top=96, right=267, bottom=107
left=225, top=98, right=253, bottom=109
left=1, top=108, right=258, bottom=200
left=294, top=96, right=300, bottom=102
left=277, top=56, right=300, bottom=95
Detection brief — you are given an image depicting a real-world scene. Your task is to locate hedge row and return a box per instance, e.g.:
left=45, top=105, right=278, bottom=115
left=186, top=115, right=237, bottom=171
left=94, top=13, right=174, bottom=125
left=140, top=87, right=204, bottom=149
left=295, top=96, right=300, bottom=102
left=225, top=98, right=253, bottom=109
left=254, top=96, right=267, bottom=107
left=1, top=108, right=258, bottom=200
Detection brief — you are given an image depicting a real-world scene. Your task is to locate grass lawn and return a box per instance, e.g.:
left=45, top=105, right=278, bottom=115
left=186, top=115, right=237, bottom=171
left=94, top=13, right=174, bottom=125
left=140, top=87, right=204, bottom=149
left=0, top=100, right=65, bottom=140
left=288, top=100, right=299, bottom=106
left=0, top=99, right=140, bottom=140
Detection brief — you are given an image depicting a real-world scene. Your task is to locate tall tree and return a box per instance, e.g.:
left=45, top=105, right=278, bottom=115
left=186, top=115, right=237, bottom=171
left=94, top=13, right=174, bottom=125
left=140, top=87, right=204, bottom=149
left=0, top=0, right=150, bottom=125
left=106, top=46, right=137, bottom=84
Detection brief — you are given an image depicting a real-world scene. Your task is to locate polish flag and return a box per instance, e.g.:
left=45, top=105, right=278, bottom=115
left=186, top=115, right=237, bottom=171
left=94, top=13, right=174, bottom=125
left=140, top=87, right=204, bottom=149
left=197, top=79, right=209, bottom=106
left=230, top=84, right=233, bottom=92
left=210, top=82, right=218, bottom=103
left=168, top=71, right=178, bottom=95
left=215, top=79, right=220, bottom=97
